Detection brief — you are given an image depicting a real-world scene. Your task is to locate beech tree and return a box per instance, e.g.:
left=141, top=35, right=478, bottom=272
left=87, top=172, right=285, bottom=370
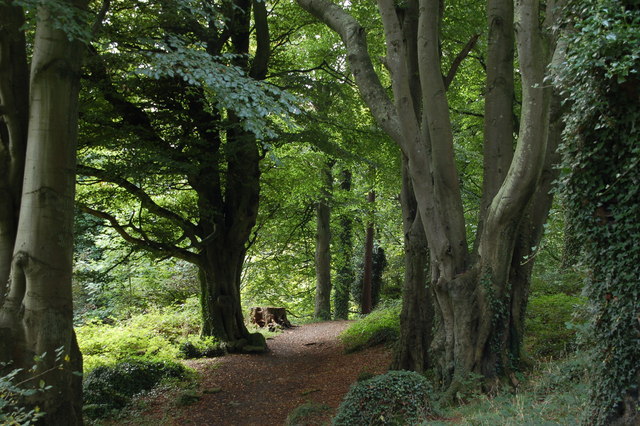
left=0, top=0, right=87, bottom=422
left=297, top=0, right=565, bottom=392
left=76, top=0, right=296, bottom=351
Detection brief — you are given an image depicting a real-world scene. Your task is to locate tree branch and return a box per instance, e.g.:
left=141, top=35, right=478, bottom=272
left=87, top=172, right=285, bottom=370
left=77, top=165, right=201, bottom=248
left=250, top=0, right=270, bottom=79
left=444, top=33, right=480, bottom=90
left=296, top=0, right=401, bottom=143
left=79, top=203, right=202, bottom=266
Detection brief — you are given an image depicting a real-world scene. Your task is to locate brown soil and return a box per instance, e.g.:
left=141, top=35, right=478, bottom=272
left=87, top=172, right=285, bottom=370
left=119, top=321, right=392, bottom=425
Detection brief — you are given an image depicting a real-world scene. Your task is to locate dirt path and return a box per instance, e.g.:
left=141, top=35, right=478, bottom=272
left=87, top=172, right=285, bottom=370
left=137, top=321, right=392, bottom=425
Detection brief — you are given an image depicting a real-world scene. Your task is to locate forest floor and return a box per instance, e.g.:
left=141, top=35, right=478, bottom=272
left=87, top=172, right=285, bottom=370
left=111, top=321, right=391, bottom=425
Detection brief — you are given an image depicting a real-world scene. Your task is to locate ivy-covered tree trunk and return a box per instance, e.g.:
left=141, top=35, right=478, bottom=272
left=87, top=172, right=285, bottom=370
left=557, top=1, right=640, bottom=423
left=0, top=1, right=86, bottom=422
left=333, top=169, right=354, bottom=320
left=314, top=160, right=333, bottom=320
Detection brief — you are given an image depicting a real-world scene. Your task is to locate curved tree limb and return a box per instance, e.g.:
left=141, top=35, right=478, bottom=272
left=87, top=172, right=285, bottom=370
left=296, top=0, right=402, bottom=143
left=79, top=203, right=202, bottom=265
left=77, top=164, right=201, bottom=248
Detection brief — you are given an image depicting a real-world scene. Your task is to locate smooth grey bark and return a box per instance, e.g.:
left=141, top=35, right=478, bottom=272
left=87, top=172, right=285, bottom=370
left=297, top=0, right=563, bottom=391
left=392, top=155, right=432, bottom=373
left=314, top=160, right=333, bottom=320
left=476, top=0, right=515, bottom=253
left=0, top=1, right=87, bottom=423
left=333, top=169, right=353, bottom=320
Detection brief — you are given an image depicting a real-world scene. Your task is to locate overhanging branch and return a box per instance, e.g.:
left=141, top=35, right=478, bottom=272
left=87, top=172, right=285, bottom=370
left=77, top=164, right=201, bottom=248
left=79, top=203, right=202, bottom=265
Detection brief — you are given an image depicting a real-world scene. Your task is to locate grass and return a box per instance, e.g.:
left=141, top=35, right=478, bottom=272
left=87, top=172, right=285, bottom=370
left=285, top=402, right=332, bottom=426
left=338, top=300, right=401, bottom=353
left=424, top=355, right=589, bottom=425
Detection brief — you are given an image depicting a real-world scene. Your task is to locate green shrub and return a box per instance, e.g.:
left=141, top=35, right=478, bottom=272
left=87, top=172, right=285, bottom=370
left=179, top=336, right=225, bottom=359
left=0, top=365, right=46, bottom=425
left=333, top=370, right=433, bottom=425
left=126, top=297, right=202, bottom=341
left=524, top=293, right=586, bottom=359
left=76, top=298, right=206, bottom=371
left=83, top=359, right=188, bottom=418
left=339, top=301, right=401, bottom=353
left=77, top=320, right=180, bottom=372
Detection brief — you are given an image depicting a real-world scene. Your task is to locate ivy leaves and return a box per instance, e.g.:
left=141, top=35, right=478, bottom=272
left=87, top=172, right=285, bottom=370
left=555, top=1, right=640, bottom=424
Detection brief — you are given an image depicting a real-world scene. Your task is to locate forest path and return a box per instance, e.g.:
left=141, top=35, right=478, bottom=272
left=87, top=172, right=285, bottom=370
left=140, top=321, right=391, bottom=425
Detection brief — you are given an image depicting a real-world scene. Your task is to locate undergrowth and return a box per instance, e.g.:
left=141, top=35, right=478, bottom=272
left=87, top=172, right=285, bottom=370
left=76, top=296, right=223, bottom=371
left=83, top=359, right=192, bottom=419
left=338, top=300, right=401, bottom=353
left=425, top=354, right=589, bottom=425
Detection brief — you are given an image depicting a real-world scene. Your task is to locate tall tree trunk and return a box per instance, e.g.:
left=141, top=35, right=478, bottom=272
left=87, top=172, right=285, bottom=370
left=333, top=169, right=353, bottom=320
left=392, top=155, right=432, bottom=373
left=361, top=191, right=375, bottom=315
left=314, top=160, right=333, bottom=320
left=0, top=1, right=28, bottom=299
left=296, top=0, right=561, bottom=393
left=0, top=2, right=87, bottom=423
left=205, top=112, right=264, bottom=350
left=476, top=0, right=514, bottom=252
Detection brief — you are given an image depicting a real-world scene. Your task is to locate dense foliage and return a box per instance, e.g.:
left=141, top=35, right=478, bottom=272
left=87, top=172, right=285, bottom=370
left=83, top=360, right=189, bottom=418
left=332, top=370, right=433, bottom=425
left=555, top=0, right=640, bottom=423
left=76, top=297, right=214, bottom=371
left=524, top=293, right=586, bottom=359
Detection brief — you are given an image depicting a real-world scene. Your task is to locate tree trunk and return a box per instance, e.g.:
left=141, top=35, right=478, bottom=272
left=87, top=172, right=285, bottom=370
left=371, top=245, right=387, bottom=309
left=314, top=160, right=333, bottom=320
left=392, top=155, right=432, bottom=373
left=296, top=0, right=561, bottom=392
left=361, top=191, right=375, bottom=314
left=0, top=0, right=29, bottom=300
left=333, top=169, right=353, bottom=320
left=199, top=246, right=266, bottom=352
left=249, top=307, right=292, bottom=329
left=0, top=2, right=86, bottom=423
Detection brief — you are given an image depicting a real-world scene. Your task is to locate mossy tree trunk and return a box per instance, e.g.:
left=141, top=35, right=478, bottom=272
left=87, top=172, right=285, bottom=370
left=392, top=155, right=432, bottom=373
left=0, top=0, right=28, bottom=303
